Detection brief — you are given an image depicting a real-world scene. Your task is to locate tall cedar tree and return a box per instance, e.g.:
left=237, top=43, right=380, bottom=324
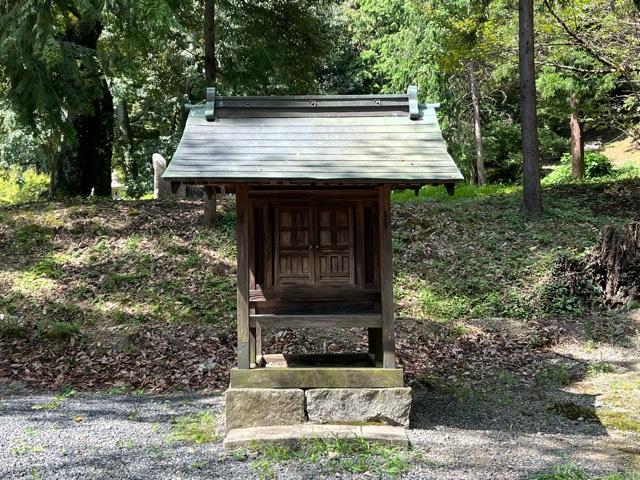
left=204, top=0, right=216, bottom=85
left=0, top=1, right=113, bottom=196
left=1, top=0, right=336, bottom=197
left=519, top=0, right=542, bottom=217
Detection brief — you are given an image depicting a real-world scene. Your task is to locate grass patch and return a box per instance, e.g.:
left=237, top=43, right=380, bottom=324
left=167, top=410, right=220, bottom=444
left=10, top=442, right=45, bottom=456
left=393, top=178, right=640, bottom=322
left=534, top=461, right=640, bottom=479
left=11, top=223, right=56, bottom=254
left=588, top=361, right=616, bottom=376
left=31, top=389, right=76, bottom=410
left=549, top=402, right=598, bottom=421
left=247, top=436, right=418, bottom=479
left=535, top=364, right=571, bottom=387
left=2, top=180, right=638, bottom=336
left=0, top=315, right=28, bottom=339
left=115, top=439, right=135, bottom=449
left=392, top=183, right=520, bottom=202
left=598, top=411, right=640, bottom=433
left=40, top=321, right=81, bottom=341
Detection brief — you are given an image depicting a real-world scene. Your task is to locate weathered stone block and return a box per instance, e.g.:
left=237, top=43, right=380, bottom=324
left=305, top=388, right=411, bottom=427
left=225, top=388, right=305, bottom=431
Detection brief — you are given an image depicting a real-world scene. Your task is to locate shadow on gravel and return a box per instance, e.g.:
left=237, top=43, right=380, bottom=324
left=5, top=441, right=238, bottom=480
left=408, top=351, right=612, bottom=439
left=410, top=386, right=606, bottom=436
left=0, top=392, right=223, bottom=425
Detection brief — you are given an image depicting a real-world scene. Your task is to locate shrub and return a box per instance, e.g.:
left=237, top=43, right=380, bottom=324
left=543, top=152, right=613, bottom=185
left=582, top=151, right=613, bottom=177
left=0, top=167, right=49, bottom=205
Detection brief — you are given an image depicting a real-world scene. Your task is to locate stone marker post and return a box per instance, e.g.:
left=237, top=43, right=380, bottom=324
left=152, top=153, right=172, bottom=200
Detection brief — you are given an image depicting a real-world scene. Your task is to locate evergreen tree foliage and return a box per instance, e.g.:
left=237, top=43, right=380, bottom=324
left=0, top=0, right=339, bottom=197
left=1, top=0, right=639, bottom=196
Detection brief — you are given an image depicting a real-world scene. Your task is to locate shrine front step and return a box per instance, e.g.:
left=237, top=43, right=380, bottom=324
left=224, top=424, right=409, bottom=450
left=224, top=387, right=412, bottom=433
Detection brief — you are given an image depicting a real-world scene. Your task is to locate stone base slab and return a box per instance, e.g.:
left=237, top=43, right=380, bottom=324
left=225, top=388, right=305, bottom=432
left=223, top=424, right=409, bottom=449
left=305, top=387, right=411, bottom=427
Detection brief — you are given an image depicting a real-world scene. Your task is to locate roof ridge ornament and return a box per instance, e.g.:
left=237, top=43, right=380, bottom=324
left=407, top=85, right=419, bottom=120
left=205, top=87, right=216, bottom=121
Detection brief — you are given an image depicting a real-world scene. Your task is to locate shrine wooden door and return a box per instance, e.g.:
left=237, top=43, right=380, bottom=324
left=315, top=206, right=354, bottom=285
left=274, top=205, right=354, bottom=286
left=274, top=207, right=313, bottom=285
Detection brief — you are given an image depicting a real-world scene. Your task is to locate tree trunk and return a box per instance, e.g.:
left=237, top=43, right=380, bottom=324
left=81, top=79, right=113, bottom=197
left=203, top=185, right=217, bottom=226
left=204, top=0, right=216, bottom=85
left=117, top=98, right=139, bottom=194
left=50, top=81, right=113, bottom=197
left=50, top=19, right=113, bottom=197
left=569, top=95, right=585, bottom=178
left=590, top=223, right=640, bottom=306
left=469, top=61, right=486, bottom=186
left=519, top=0, right=542, bottom=218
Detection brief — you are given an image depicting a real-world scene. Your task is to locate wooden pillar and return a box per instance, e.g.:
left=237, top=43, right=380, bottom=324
left=249, top=319, right=257, bottom=367
left=203, top=186, right=217, bottom=226
left=360, top=204, right=383, bottom=363
left=236, top=183, right=250, bottom=369
left=248, top=201, right=256, bottom=366
left=368, top=327, right=383, bottom=364
left=378, top=185, right=396, bottom=369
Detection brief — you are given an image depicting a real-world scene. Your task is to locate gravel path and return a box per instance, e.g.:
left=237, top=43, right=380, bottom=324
left=0, top=386, right=632, bottom=480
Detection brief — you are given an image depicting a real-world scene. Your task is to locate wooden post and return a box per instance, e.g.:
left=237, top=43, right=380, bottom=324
left=359, top=203, right=382, bottom=361
left=249, top=316, right=257, bottom=367
left=236, top=183, right=250, bottom=369
left=378, top=185, right=396, bottom=369
left=355, top=205, right=366, bottom=287
left=368, top=328, right=383, bottom=365
left=248, top=201, right=256, bottom=366
left=203, top=186, right=217, bottom=226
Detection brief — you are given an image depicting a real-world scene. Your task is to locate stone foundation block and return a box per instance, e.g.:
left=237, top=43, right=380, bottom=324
left=225, top=388, right=305, bottom=431
left=305, top=388, right=411, bottom=427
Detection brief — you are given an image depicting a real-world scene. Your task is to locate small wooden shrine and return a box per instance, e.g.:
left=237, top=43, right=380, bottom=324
left=163, top=86, right=462, bottom=438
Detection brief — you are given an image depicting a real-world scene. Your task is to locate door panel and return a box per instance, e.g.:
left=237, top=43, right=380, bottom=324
left=273, top=204, right=355, bottom=286
left=316, top=206, right=354, bottom=285
left=275, top=207, right=313, bottom=285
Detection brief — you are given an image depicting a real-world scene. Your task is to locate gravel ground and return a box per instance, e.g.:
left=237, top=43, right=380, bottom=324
left=0, top=386, right=633, bottom=480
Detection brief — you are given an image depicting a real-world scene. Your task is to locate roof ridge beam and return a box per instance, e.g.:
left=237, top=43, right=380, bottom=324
left=205, top=87, right=216, bottom=121
left=407, top=85, right=420, bottom=120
